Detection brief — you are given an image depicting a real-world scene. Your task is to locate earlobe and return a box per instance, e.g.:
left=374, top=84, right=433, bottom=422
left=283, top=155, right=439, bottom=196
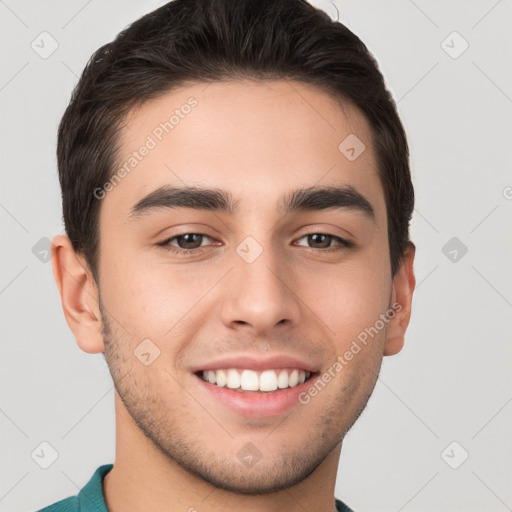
left=51, top=235, right=105, bottom=354
left=383, top=243, right=416, bottom=356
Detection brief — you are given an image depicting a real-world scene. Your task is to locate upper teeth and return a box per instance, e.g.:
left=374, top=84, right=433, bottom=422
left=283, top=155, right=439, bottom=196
left=201, top=368, right=310, bottom=391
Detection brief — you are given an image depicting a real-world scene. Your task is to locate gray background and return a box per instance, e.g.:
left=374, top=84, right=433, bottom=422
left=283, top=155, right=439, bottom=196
left=1, top=1, right=511, bottom=511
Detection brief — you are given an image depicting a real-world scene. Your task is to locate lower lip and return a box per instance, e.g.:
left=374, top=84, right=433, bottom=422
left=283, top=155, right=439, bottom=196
left=194, top=374, right=317, bottom=418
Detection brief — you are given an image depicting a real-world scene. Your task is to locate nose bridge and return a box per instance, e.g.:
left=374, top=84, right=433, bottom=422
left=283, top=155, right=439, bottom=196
left=220, top=234, right=300, bottom=333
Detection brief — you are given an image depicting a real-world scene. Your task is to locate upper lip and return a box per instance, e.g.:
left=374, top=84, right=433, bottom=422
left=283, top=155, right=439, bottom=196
left=191, top=354, right=320, bottom=374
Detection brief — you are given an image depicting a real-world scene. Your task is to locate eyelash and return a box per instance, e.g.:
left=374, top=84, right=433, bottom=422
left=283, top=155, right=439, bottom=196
left=157, top=232, right=352, bottom=255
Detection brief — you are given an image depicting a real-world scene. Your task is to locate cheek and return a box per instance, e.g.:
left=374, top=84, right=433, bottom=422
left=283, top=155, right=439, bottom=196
left=98, top=244, right=166, bottom=335
left=302, top=261, right=392, bottom=348
left=99, top=249, right=225, bottom=339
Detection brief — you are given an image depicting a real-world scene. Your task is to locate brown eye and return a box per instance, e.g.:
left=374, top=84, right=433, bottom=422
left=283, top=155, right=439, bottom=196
left=307, top=234, right=332, bottom=249
left=295, top=233, right=349, bottom=250
left=158, top=233, right=216, bottom=254
left=173, top=233, right=205, bottom=249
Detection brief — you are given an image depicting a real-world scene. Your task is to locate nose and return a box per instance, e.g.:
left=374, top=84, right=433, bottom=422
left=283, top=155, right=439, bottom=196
left=220, top=246, right=301, bottom=335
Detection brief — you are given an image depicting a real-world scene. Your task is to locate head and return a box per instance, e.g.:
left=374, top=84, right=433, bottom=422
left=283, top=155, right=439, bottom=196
left=52, top=0, right=415, bottom=495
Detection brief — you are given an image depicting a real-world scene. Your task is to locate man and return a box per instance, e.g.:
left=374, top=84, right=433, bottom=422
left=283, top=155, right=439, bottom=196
left=43, top=0, right=415, bottom=510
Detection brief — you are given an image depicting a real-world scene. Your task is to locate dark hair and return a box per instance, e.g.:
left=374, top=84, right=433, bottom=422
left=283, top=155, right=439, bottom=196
left=57, top=0, right=414, bottom=280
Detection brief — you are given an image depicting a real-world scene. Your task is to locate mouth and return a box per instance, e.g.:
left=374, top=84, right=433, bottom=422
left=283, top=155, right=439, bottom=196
left=195, top=367, right=316, bottom=393
left=192, top=367, right=320, bottom=418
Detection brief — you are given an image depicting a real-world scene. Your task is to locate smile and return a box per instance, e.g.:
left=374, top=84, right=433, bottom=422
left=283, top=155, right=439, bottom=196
left=199, top=368, right=312, bottom=392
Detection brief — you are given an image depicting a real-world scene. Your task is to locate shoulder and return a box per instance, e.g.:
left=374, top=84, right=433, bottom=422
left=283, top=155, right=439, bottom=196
left=34, top=464, right=113, bottom=512
left=35, top=495, right=79, bottom=512
left=335, top=497, right=356, bottom=512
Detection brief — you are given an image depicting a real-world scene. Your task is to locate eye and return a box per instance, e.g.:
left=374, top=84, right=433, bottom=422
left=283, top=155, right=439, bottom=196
left=158, top=233, right=216, bottom=254
left=157, top=232, right=352, bottom=256
left=294, top=233, right=351, bottom=252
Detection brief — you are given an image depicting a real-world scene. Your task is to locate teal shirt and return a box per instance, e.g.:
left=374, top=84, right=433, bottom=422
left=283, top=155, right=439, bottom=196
left=37, top=464, right=112, bottom=512
left=37, top=464, right=354, bottom=511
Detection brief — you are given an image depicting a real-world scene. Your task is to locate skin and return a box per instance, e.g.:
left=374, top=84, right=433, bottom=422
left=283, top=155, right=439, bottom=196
left=52, top=80, right=415, bottom=512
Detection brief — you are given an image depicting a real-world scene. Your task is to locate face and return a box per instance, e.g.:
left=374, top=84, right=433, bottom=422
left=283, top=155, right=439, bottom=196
left=86, top=80, right=410, bottom=493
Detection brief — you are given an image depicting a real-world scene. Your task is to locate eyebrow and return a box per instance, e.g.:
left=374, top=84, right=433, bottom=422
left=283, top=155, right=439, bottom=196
left=128, top=185, right=375, bottom=221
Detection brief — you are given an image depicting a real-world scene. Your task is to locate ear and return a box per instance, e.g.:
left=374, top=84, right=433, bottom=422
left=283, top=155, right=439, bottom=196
left=383, top=243, right=416, bottom=356
left=51, top=235, right=105, bottom=354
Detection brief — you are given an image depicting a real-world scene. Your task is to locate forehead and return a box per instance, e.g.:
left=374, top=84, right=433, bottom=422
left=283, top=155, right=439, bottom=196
left=104, top=79, right=385, bottom=221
